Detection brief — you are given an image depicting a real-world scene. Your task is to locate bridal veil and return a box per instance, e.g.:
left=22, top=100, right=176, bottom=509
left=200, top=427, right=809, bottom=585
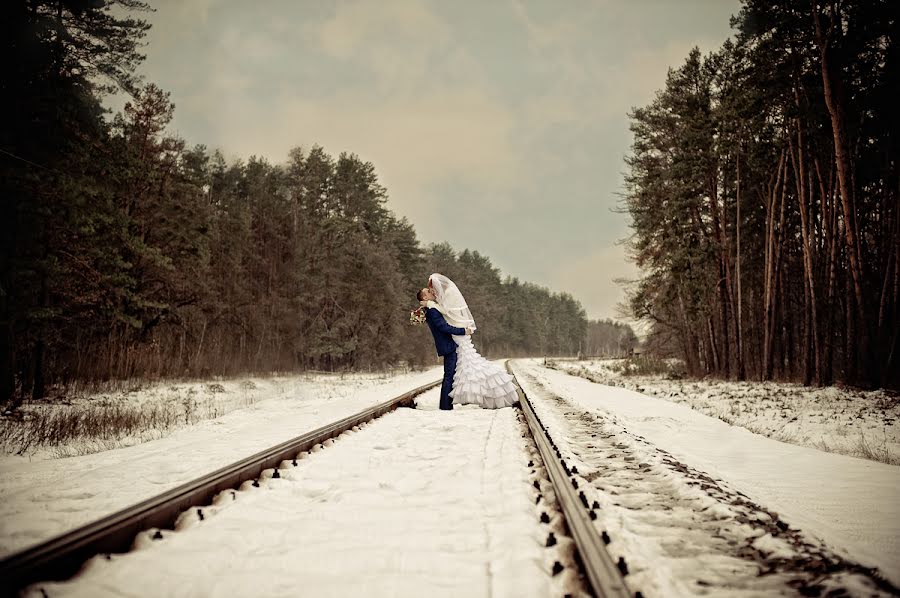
left=429, top=273, right=477, bottom=331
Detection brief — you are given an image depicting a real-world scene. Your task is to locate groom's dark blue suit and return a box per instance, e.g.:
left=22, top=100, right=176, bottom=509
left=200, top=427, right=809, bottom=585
left=424, top=307, right=466, bottom=410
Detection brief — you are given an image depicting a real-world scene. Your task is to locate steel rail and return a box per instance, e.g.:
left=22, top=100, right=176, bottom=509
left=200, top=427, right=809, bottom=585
left=507, top=361, right=632, bottom=598
left=0, top=378, right=441, bottom=596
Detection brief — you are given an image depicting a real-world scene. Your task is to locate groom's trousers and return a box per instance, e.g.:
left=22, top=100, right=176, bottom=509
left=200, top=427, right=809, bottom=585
left=440, top=350, right=457, bottom=410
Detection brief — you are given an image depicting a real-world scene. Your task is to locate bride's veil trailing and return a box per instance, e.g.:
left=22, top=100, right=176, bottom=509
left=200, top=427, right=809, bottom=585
left=429, top=273, right=476, bottom=331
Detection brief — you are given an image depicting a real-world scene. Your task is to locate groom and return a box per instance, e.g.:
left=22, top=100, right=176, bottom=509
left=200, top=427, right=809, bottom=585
left=418, top=287, right=473, bottom=410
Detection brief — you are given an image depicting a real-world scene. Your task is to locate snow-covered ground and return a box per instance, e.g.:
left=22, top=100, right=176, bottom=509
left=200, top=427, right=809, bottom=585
left=0, top=368, right=442, bottom=558
left=513, top=360, right=900, bottom=593
left=27, top=390, right=559, bottom=598
left=551, top=359, right=900, bottom=465
left=2, top=369, right=431, bottom=459
left=6, top=359, right=898, bottom=595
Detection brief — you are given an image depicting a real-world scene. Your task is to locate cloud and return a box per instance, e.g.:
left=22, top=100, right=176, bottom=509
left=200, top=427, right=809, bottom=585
left=314, top=0, right=450, bottom=61
left=306, top=0, right=458, bottom=96
left=118, top=0, right=740, bottom=325
left=549, top=242, right=641, bottom=321
left=145, top=0, right=220, bottom=40
left=168, top=1, right=524, bottom=228
left=510, top=0, right=582, bottom=53
left=178, top=83, right=521, bottom=226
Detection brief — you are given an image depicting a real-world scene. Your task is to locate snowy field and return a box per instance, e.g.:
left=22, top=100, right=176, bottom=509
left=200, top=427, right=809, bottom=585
left=1, top=369, right=437, bottom=459
left=550, top=359, right=900, bottom=465
left=513, top=360, right=900, bottom=593
left=26, top=389, right=562, bottom=598
left=0, top=368, right=442, bottom=558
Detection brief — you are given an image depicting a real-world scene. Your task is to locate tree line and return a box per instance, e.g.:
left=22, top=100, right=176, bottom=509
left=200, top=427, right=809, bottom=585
left=583, top=320, right=639, bottom=357
left=1, top=0, right=588, bottom=406
left=623, top=0, right=898, bottom=388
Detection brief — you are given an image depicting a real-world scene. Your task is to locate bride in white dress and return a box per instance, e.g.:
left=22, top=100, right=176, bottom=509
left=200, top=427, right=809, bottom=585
left=425, top=273, right=518, bottom=409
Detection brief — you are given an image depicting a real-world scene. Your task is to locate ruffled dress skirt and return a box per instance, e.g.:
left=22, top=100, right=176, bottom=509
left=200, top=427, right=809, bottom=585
left=448, top=335, right=518, bottom=409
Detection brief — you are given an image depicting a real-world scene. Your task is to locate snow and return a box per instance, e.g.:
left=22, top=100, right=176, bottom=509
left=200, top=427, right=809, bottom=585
left=3, top=370, right=438, bottom=460
left=6, top=357, right=897, bottom=594
left=514, top=359, right=900, bottom=591
left=751, top=533, right=797, bottom=560
left=551, top=359, right=900, bottom=465
left=0, top=369, right=443, bottom=558
left=26, top=390, right=553, bottom=598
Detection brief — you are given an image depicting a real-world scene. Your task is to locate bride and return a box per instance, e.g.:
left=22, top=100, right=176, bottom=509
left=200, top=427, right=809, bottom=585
left=424, top=273, right=519, bottom=409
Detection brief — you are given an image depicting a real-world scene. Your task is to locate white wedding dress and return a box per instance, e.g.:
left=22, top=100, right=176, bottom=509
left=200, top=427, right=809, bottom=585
left=427, top=273, right=518, bottom=409
left=449, top=335, right=518, bottom=409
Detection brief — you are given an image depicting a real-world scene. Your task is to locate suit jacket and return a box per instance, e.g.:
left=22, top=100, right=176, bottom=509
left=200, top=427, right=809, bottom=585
left=425, top=307, right=466, bottom=356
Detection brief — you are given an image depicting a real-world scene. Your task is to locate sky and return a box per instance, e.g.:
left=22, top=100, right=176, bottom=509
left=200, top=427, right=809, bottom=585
left=116, top=0, right=742, bottom=321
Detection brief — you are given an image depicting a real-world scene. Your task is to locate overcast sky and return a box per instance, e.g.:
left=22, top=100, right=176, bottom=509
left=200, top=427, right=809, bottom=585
left=120, top=0, right=741, bottom=321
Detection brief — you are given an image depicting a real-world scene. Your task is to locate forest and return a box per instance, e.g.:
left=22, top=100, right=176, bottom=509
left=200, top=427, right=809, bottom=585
left=1, top=0, right=593, bottom=407
left=624, top=0, right=898, bottom=389
left=583, top=319, right=640, bottom=357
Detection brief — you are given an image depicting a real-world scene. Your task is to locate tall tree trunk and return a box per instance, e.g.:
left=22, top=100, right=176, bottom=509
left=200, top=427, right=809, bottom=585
left=812, top=5, right=871, bottom=384
left=777, top=264, right=788, bottom=379
left=0, top=307, right=14, bottom=409
left=708, top=175, right=732, bottom=377
left=880, top=197, right=900, bottom=387
left=677, top=287, right=700, bottom=375
left=816, top=157, right=838, bottom=385
left=802, top=268, right=812, bottom=384
left=0, top=205, right=14, bottom=408
left=735, top=148, right=745, bottom=380
left=844, top=273, right=856, bottom=382
left=706, top=316, right=719, bottom=374
left=31, top=269, right=50, bottom=400
left=764, top=151, right=787, bottom=380
left=789, top=120, right=821, bottom=385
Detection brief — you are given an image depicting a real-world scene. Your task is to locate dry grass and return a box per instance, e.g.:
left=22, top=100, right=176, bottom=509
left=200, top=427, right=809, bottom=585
left=855, top=429, right=898, bottom=465
left=607, top=356, right=683, bottom=377
left=0, top=386, right=258, bottom=457
left=1, top=368, right=422, bottom=458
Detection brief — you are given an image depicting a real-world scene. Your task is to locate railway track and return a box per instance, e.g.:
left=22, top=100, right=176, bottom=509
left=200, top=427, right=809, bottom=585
left=514, top=361, right=900, bottom=597
left=3, top=363, right=634, bottom=597
left=0, top=378, right=440, bottom=597
left=506, top=361, right=633, bottom=598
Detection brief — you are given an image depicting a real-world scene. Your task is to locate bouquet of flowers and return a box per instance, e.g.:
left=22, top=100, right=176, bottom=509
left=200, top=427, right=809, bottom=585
left=409, top=306, right=426, bottom=326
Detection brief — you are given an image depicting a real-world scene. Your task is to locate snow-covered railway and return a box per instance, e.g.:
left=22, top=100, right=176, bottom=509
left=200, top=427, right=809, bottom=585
left=2, top=369, right=637, bottom=598
left=511, top=360, right=900, bottom=597
left=12, top=360, right=890, bottom=597
left=506, top=362, right=632, bottom=598
left=2, top=380, right=441, bottom=596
